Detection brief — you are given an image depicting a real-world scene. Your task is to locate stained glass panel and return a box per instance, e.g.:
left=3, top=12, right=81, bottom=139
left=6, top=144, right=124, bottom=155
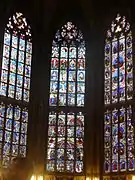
left=104, top=14, right=133, bottom=105
left=49, top=22, right=86, bottom=107
left=104, top=13, right=134, bottom=174
left=47, top=22, right=85, bottom=174
left=104, top=106, right=134, bottom=173
left=0, top=12, right=32, bottom=102
left=0, top=102, right=28, bottom=167
left=46, top=112, right=84, bottom=173
left=0, top=12, right=32, bottom=167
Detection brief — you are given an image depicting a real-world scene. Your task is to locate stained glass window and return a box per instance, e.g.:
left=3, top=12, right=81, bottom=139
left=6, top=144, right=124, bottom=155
left=104, top=14, right=134, bottom=174
left=46, top=22, right=85, bottom=173
left=0, top=12, right=32, bottom=167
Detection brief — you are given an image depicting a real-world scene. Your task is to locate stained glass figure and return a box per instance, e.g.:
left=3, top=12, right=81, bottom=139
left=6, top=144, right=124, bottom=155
left=0, top=12, right=32, bottom=167
left=104, top=14, right=134, bottom=174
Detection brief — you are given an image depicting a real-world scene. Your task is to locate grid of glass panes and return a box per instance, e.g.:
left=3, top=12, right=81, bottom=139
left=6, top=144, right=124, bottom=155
left=104, top=106, right=134, bottom=173
left=49, top=24, right=85, bottom=107
left=0, top=12, right=32, bottom=167
left=0, top=13, right=32, bottom=102
left=47, top=22, right=85, bottom=174
left=104, top=14, right=134, bottom=173
left=104, top=14, right=133, bottom=105
left=0, top=102, right=28, bottom=167
left=46, top=111, right=84, bottom=173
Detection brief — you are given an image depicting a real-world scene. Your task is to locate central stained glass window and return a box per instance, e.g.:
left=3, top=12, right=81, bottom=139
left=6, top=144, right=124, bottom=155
left=46, top=22, right=86, bottom=173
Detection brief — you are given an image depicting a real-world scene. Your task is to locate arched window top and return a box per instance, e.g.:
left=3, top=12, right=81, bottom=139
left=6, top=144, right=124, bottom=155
left=106, top=13, right=131, bottom=39
left=0, top=12, right=32, bottom=102
left=49, top=22, right=86, bottom=107
left=6, top=12, right=31, bottom=40
left=53, top=22, right=85, bottom=45
left=104, top=13, right=132, bottom=105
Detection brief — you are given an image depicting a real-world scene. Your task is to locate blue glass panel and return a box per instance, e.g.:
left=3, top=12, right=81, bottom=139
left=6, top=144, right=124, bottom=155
left=69, top=47, right=76, bottom=58
left=23, top=89, right=29, bottom=102
left=12, top=132, right=19, bottom=144
left=59, top=82, right=67, bottom=93
left=0, top=117, right=4, bottom=129
left=50, top=81, right=58, bottom=93
left=11, top=48, right=17, bottom=60
left=61, top=47, right=68, bottom=58
left=1, top=70, right=8, bottom=83
left=19, top=38, right=25, bottom=51
left=75, top=161, right=83, bottom=173
left=9, top=73, right=16, bottom=85
left=2, top=57, right=9, bottom=70
left=18, top=62, right=24, bottom=74
left=59, top=94, right=66, bottom=106
left=10, top=60, right=16, bottom=73
left=5, top=119, right=12, bottom=131
left=24, top=77, right=30, bottom=89
left=17, top=75, right=23, bottom=87
left=5, top=131, right=12, bottom=142
left=12, top=35, right=18, bottom=48
left=69, top=59, right=76, bottom=70
left=26, top=41, right=32, bottom=54
left=18, top=50, right=24, bottom=63
left=3, top=45, right=10, bottom=58
left=21, top=123, right=27, bottom=134
left=68, top=71, right=76, bottom=81
left=0, top=83, right=7, bottom=96
left=22, top=110, right=28, bottom=122
left=6, top=106, right=13, bottom=119
left=25, top=65, right=31, bottom=77
left=14, top=107, right=21, bottom=120
left=77, top=70, right=85, bottom=82
left=77, top=94, right=84, bottom=107
left=26, top=53, right=32, bottom=65
left=13, top=121, right=20, bottom=132
left=68, top=94, right=75, bottom=106
left=51, top=70, right=58, bottom=81
left=15, top=87, right=22, bottom=100
left=4, top=33, right=11, bottom=45
left=20, top=134, right=27, bottom=145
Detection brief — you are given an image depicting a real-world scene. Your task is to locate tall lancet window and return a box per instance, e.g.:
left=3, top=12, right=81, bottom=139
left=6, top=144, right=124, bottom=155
left=0, top=12, right=32, bottom=167
left=46, top=22, right=86, bottom=173
left=104, top=13, right=134, bottom=174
